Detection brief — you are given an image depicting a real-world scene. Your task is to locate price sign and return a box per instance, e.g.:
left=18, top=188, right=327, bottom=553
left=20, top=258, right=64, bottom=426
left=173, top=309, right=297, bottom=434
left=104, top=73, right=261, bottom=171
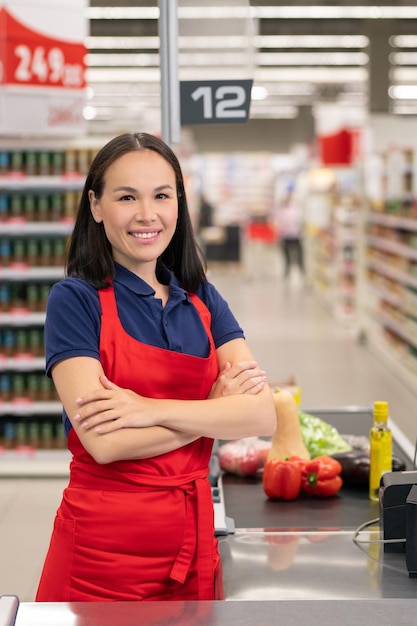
left=180, top=80, right=253, bottom=125
left=0, top=0, right=87, bottom=136
left=0, top=6, right=86, bottom=89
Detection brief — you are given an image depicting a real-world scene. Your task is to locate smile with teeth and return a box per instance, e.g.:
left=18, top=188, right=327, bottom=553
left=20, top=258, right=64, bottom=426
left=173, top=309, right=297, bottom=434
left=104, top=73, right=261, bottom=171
left=130, top=231, right=159, bottom=239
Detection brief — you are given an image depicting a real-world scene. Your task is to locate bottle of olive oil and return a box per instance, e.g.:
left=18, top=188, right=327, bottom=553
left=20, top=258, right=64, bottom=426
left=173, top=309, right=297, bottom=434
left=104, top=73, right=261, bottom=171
left=369, top=401, right=392, bottom=502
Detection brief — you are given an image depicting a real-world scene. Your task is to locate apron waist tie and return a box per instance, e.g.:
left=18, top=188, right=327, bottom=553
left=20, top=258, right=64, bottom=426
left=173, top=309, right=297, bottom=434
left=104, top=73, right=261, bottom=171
left=169, top=477, right=214, bottom=599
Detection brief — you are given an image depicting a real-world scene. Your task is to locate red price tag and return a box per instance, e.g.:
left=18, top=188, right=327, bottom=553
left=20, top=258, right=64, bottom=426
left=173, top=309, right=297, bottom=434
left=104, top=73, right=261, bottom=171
left=1, top=7, right=86, bottom=89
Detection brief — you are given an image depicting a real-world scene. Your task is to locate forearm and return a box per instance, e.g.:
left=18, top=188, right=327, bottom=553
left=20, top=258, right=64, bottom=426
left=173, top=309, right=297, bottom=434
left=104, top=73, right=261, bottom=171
left=155, top=385, right=276, bottom=440
left=87, top=425, right=199, bottom=464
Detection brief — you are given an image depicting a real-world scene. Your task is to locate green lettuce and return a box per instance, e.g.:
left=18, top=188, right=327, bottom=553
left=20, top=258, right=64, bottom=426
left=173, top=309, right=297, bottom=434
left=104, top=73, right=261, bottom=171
left=299, top=411, right=352, bottom=458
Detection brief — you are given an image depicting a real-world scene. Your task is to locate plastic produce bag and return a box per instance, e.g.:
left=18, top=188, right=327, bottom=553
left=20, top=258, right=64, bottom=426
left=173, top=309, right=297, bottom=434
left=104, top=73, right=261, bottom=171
left=218, top=437, right=270, bottom=476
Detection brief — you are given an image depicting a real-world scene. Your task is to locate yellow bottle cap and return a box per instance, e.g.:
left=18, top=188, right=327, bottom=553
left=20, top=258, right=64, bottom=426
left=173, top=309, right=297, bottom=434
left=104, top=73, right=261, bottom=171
left=374, top=401, right=388, bottom=422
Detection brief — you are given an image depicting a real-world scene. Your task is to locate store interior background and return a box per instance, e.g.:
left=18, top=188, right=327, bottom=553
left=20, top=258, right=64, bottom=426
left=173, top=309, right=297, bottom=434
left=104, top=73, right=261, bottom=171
left=3, top=0, right=417, bottom=601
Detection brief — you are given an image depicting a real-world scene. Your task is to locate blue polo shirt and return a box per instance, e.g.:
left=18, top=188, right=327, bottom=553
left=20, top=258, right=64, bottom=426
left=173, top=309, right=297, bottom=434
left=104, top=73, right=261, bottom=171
left=45, top=262, right=244, bottom=379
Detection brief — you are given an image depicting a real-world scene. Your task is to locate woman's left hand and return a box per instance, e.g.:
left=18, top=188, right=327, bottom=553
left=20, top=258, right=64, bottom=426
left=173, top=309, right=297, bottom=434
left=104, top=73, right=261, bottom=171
left=73, top=375, right=155, bottom=433
left=208, top=360, right=267, bottom=399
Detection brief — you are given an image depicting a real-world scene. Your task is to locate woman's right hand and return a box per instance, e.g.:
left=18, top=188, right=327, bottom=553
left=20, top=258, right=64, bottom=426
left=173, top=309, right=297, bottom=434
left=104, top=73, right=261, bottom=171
left=208, top=361, right=267, bottom=399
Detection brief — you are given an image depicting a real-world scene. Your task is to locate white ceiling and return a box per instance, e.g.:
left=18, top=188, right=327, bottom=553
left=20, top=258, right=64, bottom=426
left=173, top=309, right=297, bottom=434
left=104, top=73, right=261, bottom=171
left=84, top=1, right=417, bottom=136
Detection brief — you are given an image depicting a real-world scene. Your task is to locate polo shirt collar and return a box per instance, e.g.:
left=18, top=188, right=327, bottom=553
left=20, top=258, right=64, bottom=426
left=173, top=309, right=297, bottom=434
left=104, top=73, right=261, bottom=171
left=113, top=262, right=190, bottom=302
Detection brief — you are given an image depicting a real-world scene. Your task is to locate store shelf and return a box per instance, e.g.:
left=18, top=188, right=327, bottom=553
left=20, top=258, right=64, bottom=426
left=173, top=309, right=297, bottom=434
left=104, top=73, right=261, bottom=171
left=367, top=258, right=417, bottom=290
left=368, top=235, right=417, bottom=261
left=0, top=175, right=84, bottom=190
left=1, top=221, right=74, bottom=235
left=0, top=402, right=61, bottom=416
left=0, top=357, right=45, bottom=372
left=0, top=267, right=64, bottom=280
left=368, top=212, right=417, bottom=232
left=0, top=149, right=85, bottom=470
left=361, top=147, right=417, bottom=389
left=0, top=448, right=70, bottom=477
left=0, top=313, right=46, bottom=325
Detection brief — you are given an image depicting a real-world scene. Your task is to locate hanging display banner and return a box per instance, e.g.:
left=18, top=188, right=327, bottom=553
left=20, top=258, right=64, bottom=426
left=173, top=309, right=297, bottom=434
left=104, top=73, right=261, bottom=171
left=0, top=0, right=87, bottom=136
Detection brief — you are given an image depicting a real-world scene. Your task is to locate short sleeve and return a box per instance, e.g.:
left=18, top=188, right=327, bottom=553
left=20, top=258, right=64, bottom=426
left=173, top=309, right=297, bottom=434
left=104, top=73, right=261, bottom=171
left=44, top=278, right=102, bottom=377
left=196, top=281, right=245, bottom=348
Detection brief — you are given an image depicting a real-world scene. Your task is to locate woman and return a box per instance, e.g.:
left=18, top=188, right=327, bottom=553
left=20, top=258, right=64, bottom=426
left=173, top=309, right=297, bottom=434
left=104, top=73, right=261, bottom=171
left=36, top=133, right=275, bottom=602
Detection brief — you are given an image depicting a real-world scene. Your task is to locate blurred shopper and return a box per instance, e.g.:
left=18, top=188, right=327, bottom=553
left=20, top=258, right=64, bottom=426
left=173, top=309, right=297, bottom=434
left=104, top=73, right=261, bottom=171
left=277, top=191, right=304, bottom=279
left=197, top=193, right=215, bottom=233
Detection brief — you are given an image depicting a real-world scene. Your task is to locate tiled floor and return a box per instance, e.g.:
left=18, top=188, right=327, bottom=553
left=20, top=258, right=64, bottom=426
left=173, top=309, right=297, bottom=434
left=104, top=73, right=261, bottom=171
left=1, top=257, right=417, bottom=601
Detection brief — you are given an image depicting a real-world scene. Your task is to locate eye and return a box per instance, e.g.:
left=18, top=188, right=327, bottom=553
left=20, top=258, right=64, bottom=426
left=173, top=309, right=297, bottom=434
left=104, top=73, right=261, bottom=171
left=119, top=194, right=135, bottom=201
left=155, top=192, right=169, bottom=200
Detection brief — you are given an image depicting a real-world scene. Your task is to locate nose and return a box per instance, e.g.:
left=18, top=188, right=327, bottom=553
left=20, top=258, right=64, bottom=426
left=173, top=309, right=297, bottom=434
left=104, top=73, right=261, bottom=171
left=134, top=198, right=155, bottom=221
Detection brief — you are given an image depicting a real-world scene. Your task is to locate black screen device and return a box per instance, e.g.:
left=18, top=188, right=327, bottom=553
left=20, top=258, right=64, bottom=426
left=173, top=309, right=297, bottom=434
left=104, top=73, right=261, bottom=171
left=379, top=470, right=417, bottom=553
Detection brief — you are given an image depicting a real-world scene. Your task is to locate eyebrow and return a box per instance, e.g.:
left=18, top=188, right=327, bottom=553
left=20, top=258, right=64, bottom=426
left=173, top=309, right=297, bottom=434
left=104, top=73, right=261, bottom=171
left=112, top=184, right=174, bottom=193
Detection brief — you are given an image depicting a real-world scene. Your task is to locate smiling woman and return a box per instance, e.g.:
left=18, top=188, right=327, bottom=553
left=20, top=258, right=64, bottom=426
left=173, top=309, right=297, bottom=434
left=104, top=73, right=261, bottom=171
left=35, top=131, right=276, bottom=603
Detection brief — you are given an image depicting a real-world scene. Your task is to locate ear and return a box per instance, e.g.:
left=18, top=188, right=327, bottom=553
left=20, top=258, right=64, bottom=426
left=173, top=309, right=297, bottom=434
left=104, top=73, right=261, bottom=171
left=89, top=190, right=103, bottom=223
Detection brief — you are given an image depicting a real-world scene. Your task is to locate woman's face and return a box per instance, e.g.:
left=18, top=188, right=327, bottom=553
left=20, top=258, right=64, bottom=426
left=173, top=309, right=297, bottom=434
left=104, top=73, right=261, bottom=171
left=89, top=149, right=178, bottom=276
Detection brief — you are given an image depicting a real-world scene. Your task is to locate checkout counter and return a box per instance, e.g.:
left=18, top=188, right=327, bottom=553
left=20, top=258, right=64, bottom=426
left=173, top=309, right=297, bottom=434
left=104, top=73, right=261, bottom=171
left=3, top=407, right=417, bottom=625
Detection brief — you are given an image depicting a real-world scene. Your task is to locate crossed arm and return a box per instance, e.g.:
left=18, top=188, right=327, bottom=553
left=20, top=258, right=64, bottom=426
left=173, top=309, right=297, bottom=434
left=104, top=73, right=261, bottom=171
left=51, top=338, right=276, bottom=464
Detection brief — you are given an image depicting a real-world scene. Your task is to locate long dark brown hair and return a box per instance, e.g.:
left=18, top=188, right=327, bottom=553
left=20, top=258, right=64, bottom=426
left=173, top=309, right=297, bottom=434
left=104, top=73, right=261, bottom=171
left=66, top=132, right=206, bottom=292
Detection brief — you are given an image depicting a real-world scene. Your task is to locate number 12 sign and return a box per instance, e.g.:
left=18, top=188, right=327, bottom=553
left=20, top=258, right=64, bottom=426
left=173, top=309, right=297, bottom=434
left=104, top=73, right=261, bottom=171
left=180, top=80, right=253, bottom=125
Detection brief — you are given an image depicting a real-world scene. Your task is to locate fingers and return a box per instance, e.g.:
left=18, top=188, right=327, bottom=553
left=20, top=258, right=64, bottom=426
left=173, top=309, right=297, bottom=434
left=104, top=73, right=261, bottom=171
left=226, top=360, right=259, bottom=379
left=231, top=363, right=267, bottom=392
left=73, top=403, right=116, bottom=431
left=233, top=366, right=267, bottom=392
left=209, top=360, right=268, bottom=399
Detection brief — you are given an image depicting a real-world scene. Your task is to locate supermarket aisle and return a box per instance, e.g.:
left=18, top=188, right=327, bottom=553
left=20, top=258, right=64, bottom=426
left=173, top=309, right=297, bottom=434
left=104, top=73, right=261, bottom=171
left=1, top=263, right=417, bottom=601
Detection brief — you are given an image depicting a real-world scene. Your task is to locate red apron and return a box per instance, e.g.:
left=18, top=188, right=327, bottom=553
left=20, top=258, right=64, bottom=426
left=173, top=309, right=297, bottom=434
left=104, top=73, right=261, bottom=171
left=36, top=284, right=221, bottom=602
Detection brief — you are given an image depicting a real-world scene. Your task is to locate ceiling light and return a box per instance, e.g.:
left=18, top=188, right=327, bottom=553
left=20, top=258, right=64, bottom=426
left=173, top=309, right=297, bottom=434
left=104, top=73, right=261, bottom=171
left=389, top=85, right=417, bottom=99
left=250, top=104, right=298, bottom=119
left=255, top=35, right=369, bottom=49
left=392, top=104, right=417, bottom=115
left=258, top=52, right=368, bottom=66
left=83, top=105, right=97, bottom=120
left=87, top=68, right=160, bottom=83
left=87, top=6, right=417, bottom=20
left=391, top=35, right=417, bottom=48
left=392, top=68, right=417, bottom=81
left=86, top=36, right=160, bottom=50
left=256, top=67, right=367, bottom=83
left=87, top=7, right=158, bottom=19
left=86, top=53, right=160, bottom=67
left=390, top=52, right=417, bottom=66
left=86, top=34, right=370, bottom=52
left=251, top=86, right=268, bottom=100
left=254, top=6, right=417, bottom=19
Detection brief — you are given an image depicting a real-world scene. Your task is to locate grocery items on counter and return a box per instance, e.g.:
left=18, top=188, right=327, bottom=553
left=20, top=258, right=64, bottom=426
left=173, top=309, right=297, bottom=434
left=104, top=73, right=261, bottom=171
left=218, top=392, right=351, bottom=479
left=217, top=395, right=405, bottom=497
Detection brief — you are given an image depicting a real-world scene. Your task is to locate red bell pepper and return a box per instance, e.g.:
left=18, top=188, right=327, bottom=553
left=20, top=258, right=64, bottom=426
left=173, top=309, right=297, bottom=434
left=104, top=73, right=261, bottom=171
left=262, top=458, right=302, bottom=500
left=301, top=455, right=343, bottom=497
